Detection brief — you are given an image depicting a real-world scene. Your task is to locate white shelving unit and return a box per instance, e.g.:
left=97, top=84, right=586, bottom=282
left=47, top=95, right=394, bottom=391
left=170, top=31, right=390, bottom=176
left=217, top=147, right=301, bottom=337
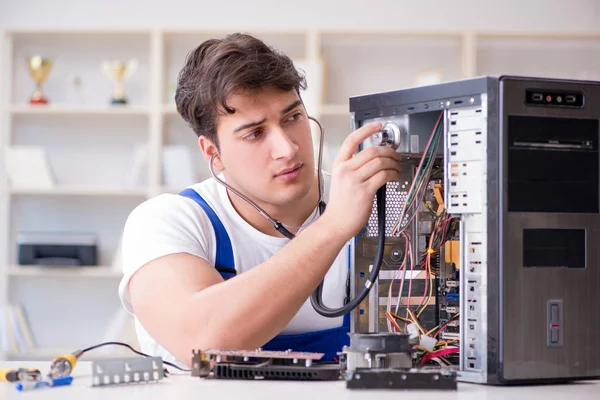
left=0, top=27, right=599, bottom=362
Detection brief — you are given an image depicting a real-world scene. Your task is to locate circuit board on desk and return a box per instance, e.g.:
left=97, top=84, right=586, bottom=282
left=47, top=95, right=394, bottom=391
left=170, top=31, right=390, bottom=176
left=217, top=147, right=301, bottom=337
left=200, top=349, right=324, bottom=362
left=191, top=347, right=456, bottom=389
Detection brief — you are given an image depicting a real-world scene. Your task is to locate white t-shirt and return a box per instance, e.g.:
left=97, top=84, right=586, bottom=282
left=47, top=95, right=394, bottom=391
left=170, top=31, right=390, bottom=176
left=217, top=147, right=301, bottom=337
left=117, top=173, right=350, bottom=367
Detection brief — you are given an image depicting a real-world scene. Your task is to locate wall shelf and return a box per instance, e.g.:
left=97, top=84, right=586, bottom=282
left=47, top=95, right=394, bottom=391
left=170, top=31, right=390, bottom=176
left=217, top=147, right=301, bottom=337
left=9, top=105, right=151, bottom=116
left=8, top=186, right=149, bottom=197
left=162, top=105, right=177, bottom=115
left=7, top=265, right=122, bottom=278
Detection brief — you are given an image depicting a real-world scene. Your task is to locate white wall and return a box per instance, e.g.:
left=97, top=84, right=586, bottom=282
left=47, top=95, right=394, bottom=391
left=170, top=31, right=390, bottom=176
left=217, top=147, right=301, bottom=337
left=1, top=0, right=599, bottom=32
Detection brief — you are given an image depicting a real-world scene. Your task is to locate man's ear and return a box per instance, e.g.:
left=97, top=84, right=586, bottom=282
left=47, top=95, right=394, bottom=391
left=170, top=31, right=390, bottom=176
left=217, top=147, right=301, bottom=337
left=199, top=135, right=224, bottom=172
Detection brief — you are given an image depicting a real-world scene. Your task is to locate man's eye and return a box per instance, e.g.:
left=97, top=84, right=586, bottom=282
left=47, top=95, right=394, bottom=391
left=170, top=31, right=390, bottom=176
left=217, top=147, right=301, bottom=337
left=243, top=130, right=262, bottom=141
left=288, top=112, right=302, bottom=121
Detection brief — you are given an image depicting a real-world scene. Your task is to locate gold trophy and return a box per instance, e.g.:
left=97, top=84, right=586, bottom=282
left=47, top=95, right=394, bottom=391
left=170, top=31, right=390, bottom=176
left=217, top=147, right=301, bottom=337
left=101, top=59, right=138, bottom=105
left=27, top=56, right=53, bottom=104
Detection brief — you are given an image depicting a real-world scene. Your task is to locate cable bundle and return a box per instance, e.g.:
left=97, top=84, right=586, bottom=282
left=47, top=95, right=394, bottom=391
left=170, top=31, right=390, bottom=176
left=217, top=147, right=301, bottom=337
left=392, top=112, right=444, bottom=236
left=420, top=210, right=459, bottom=276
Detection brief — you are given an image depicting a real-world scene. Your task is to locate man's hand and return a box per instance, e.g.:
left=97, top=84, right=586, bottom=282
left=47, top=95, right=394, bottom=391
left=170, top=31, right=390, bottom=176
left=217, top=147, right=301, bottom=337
left=323, top=121, right=401, bottom=239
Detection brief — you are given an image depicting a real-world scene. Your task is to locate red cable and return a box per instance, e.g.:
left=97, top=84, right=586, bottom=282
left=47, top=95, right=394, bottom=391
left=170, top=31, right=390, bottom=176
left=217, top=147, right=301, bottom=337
left=420, top=348, right=459, bottom=367
left=433, top=314, right=460, bottom=338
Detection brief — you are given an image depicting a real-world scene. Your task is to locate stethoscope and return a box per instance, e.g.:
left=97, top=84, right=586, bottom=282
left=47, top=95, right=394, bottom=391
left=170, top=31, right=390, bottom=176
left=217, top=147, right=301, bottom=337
left=208, top=116, right=327, bottom=240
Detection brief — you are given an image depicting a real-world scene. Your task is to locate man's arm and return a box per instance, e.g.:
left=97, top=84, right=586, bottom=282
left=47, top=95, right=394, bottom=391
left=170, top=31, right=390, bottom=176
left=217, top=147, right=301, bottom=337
left=128, top=121, right=401, bottom=366
left=128, top=214, right=345, bottom=366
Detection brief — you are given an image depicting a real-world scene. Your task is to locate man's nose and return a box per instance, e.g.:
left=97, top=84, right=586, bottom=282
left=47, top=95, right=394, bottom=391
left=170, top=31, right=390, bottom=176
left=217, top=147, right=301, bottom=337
left=270, top=127, right=299, bottom=160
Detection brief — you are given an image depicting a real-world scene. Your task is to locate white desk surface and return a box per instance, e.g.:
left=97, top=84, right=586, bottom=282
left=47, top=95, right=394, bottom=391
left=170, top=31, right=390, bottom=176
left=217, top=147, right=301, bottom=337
left=1, top=360, right=599, bottom=399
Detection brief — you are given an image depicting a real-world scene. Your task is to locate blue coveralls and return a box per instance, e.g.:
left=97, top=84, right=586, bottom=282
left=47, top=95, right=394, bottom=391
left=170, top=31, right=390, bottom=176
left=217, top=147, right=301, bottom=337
left=179, top=188, right=350, bottom=361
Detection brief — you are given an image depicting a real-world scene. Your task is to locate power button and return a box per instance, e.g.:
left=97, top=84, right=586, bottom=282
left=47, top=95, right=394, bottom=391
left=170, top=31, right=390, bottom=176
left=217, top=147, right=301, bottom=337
left=547, top=299, right=563, bottom=347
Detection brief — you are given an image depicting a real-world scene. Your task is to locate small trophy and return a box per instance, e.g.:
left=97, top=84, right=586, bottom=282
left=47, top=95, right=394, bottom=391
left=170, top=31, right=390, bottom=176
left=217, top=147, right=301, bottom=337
left=101, top=59, right=138, bottom=105
left=27, top=56, right=53, bottom=105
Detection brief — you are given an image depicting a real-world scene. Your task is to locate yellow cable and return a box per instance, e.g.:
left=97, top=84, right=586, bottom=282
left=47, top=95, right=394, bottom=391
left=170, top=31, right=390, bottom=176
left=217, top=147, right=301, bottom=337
left=406, top=309, right=426, bottom=335
left=418, top=236, right=434, bottom=318
left=385, top=312, right=404, bottom=333
left=426, top=324, right=440, bottom=336
left=389, top=312, right=413, bottom=324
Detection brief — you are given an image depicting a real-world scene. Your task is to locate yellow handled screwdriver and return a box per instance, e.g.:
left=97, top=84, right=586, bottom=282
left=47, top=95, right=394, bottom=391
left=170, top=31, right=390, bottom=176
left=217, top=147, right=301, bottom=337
left=48, top=350, right=83, bottom=379
left=0, top=367, right=41, bottom=382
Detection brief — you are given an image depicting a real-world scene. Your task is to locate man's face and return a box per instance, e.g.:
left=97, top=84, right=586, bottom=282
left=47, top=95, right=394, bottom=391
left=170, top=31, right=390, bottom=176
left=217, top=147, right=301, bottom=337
left=211, top=87, right=315, bottom=208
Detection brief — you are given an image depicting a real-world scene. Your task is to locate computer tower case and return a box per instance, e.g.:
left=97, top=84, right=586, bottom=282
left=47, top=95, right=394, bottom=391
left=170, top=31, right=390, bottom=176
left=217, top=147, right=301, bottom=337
left=348, top=75, right=600, bottom=384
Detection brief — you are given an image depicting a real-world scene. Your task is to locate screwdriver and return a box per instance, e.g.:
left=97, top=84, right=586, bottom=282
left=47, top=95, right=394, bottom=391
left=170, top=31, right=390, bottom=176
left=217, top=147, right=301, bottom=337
left=48, top=350, right=83, bottom=379
left=0, top=367, right=41, bottom=383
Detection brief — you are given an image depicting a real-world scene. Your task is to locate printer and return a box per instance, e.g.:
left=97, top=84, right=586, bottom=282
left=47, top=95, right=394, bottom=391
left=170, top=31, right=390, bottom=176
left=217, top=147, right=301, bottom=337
left=17, top=232, right=98, bottom=266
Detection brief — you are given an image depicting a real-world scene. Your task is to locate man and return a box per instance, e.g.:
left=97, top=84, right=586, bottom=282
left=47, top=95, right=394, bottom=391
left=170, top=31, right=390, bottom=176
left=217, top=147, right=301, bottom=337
left=117, top=33, right=401, bottom=367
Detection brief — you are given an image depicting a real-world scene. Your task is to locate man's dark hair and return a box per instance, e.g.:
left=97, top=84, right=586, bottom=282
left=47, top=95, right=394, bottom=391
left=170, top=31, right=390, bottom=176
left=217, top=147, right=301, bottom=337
left=175, top=33, right=307, bottom=146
